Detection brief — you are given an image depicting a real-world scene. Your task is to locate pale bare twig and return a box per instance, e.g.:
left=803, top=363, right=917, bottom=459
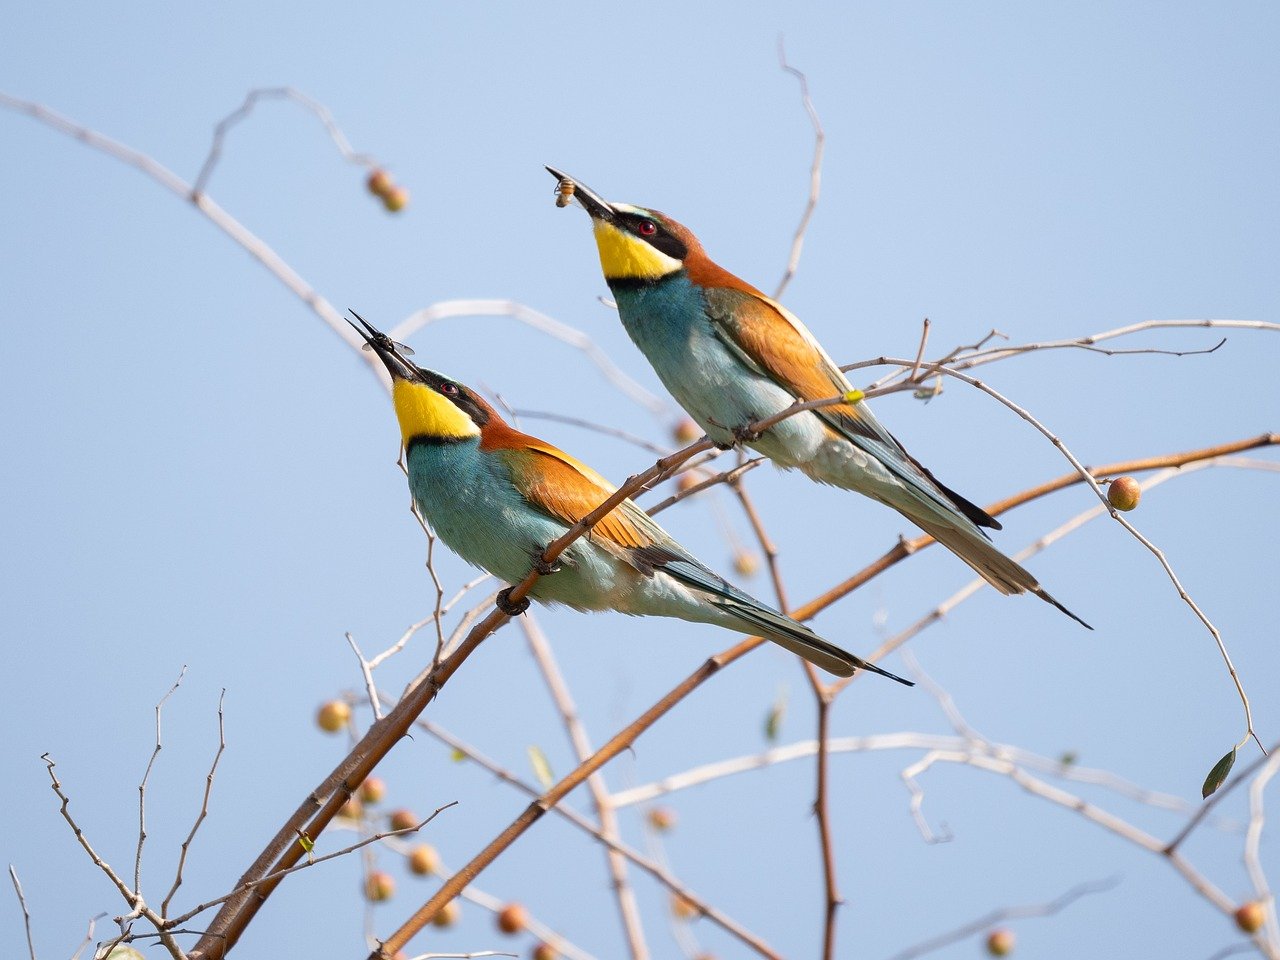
left=1245, top=755, right=1280, bottom=948
left=161, top=690, right=228, bottom=917
left=512, top=408, right=670, bottom=456
left=774, top=38, right=825, bottom=300
left=70, top=914, right=105, bottom=960
left=390, top=300, right=668, bottom=416
left=882, top=877, right=1120, bottom=960
left=346, top=633, right=384, bottom=718
left=372, top=692, right=782, bottom=959
left=137, top=668, right=188, bottom=893
left=8, top=865, right=36, bottom=960
left=166, top=805, right=456, bottom=928
left=192, top=87, right=378, bottom=197
left=521, top=613, right=649, bottom=960
left=644, top=456, right=765, bottom=515
left=848, top=356, right=1264, bottom=751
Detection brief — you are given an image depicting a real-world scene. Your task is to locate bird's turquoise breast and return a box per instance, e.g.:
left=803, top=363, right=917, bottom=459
left=404, top=439, right=629, bottom=609
left=611, top=274, right=818, bottom=463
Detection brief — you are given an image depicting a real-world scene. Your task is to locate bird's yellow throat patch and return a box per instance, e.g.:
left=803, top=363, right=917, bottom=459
left=592, top=220, right=683, bottom=281
left=391, top=379, right=479, bottom=445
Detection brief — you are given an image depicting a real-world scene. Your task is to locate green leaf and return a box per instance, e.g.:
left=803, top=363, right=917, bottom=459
left=528, top=745, right=555, bottom=790
left=296, top=831, right=315, bottom=854
left=764, top=685, right=788, bottom=742
left=450, top=748, right=466, bottom=763
left=1201, top=748, right=1237, bottom=799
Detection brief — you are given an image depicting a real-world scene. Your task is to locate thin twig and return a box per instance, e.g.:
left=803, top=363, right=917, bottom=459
left=882, top=877, right=1120, bottom=960
left=192, top=87, right=378, bottom=197
left=8, top=865, right=36, bottom=960
left=774, top=38, right=825, bottom=300
left=137, top=668, right=188, bottom=893
left=161, top=690, right=228, bottom=917
left=521, top=612, right=649, bottom=960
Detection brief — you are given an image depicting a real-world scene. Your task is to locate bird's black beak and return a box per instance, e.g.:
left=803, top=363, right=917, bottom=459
left=347, top=311, right=416, bottom=381
left=545, top=166, right=616, bottom=222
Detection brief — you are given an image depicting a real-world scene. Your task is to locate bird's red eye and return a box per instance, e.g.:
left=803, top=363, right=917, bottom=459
left=440, top=382, right=459, bottom=396
left=637, top=220, right=657, bottom=237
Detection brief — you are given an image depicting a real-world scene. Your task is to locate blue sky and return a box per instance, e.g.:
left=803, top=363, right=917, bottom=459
left=2, top=3, right=1278, bottom=958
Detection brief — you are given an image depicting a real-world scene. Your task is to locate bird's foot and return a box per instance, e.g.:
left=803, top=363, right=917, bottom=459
left=732, top=423, right=762, bottom=444
left=496, top=587, right=530, bottom=617
left=533, top=557, right=562, bottom=576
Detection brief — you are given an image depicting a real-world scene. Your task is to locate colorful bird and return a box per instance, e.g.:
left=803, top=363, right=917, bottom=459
left=544, top=168, right=1089, bottom=628
left=349, top=313, right=909, bottom=682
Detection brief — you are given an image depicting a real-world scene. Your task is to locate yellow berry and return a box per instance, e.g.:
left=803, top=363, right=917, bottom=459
left=986, top=929, right=1015, bottom=956
left=732, top=550, right=760, bottom=577
left=382, top=186, right=410, bottom=213
left=407, top=843, right=440, bottom=876
left=359, top=776, right=386, bottom=804
left=388, top=808, right=417, bottom=832
left=497, top=902, right=528, bottom=935
left=1107, top=475, right=1141, bottom=512
left=432, top=899, right=461, bottom=927
left=316, top=700, right=350, bottom=733
left=672, top=418, right=701, bottom=444
left=364, top=871, right=395, bottom=902
left=1236, top=901, right=1266, bottom=933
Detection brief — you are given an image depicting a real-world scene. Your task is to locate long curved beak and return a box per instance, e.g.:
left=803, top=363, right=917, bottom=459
left=545, top=166, right=616, bottom=221
left=347, top=311, right=416, bottom=381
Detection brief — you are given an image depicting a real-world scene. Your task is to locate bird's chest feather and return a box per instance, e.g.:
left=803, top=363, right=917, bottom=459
left=612, top=276, right=823, bottom=463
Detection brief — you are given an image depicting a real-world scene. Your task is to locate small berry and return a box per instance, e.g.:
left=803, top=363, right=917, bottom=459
left=1107, top=475, right=1141, bottom=512
left=670, top=892, right=699, bottom=921
left=647, top=806, right=677, bottom=832
left=338, top=796, right=363, bottom=820
left=497, top=902, right=529, bottom=935
left=366, top=169, right=394, bottom=198
left=382, top=186, right=410, bottom=213
left=532, top=944, right=557, bottom=960
left=432, top=899, right=461, bottom=927
left=364, top=871, right=395, bottom=902
left=359, top=776, right=386, bottom=804
left=677, top=472, right=702, bottom=495
left=388, top=808, right=418, bottom=832
left=986, top=928, right=1015, bottom=956
left=1236, top=900, right=1266, bottom=933
left=316, top=700, right=350, bottom=733
left=407, top=843, right=440, bottom=876
left=672, top=418, right=701, bottom=445
left=732, top=550, right=760, bottom=577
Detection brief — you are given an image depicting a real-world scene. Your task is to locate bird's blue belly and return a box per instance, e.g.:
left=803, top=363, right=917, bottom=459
left=406, top=441, right=633, bottom=610
left=613, top=278, right=824, bottom=467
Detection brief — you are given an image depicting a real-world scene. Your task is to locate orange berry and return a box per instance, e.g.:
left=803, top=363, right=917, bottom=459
left=359, top=776, right=386, bottom=804
left=366, top=169, right=394, bottom=198
left=672, top=418, right=701, bottom=445
left=382, top=186, right=410, bottom=213
left=732, top=550, right=760, bottom=577
left=986, top=928, right=1015, bottom=956
left=1107, top=475, right=1141, bottom=512
left=531, top=944, right=557, bottom=960
left=407, top=843, right=440, bottom=876
left=338, top=796, right=363, bottom=820
left=388, top=808, right=418, bottom=832
left=676, top=472, right=702, bottom=495
left=364, top=871, right=395, bottom=902
left=432, top=899, right=461, bottom=927
left=1236, top=901, right=1266, bottom=933
left=316, top=700, right=350, bottom=733
left=496, top=902, right=528, bottom=935
left=647, top=806, right=677, bottom=832
left=670, top=892, right=699, bottom=921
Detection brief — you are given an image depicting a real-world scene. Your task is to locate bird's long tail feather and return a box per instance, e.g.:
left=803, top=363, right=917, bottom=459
left=911, top=515, right=1092, bottom=629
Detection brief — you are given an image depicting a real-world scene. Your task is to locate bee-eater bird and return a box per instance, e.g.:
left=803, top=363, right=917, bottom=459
left=544, top=167, right=1089, bottom=628
left=349, top=314, right=910, bottom=682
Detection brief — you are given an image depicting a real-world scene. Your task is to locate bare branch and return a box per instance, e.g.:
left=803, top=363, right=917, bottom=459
left=162, top=690, right=228, bottom=917
left=774, top=38, right=825, bottom=300
left=883, top=877, right=1120, bottom=960
left=192, top=87, right=379, bottom=197
left=8, top=865, right=36, bottom=960
left=137, top=668, right=187, bottom=893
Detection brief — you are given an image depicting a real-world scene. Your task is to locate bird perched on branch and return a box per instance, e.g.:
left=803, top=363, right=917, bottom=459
left=349, top=313, right=908, bottom=682
left=545, top=167, right=1088, bottom=628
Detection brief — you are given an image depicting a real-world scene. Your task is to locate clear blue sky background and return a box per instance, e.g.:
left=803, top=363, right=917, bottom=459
left=3, top=3, right=1278, bottom=958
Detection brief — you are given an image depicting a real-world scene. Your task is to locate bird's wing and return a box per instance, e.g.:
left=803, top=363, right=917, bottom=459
left=496, top=439, right=677, bottom=560
left=702, top=287, right=1000, bottom=531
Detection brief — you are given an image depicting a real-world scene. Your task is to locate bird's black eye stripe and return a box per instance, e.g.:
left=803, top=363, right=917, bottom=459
left=618, top=212, right=688, bottom=261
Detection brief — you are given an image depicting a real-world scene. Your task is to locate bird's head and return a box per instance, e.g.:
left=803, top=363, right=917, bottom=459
left=348, top=312, right=490, bottom=447
left=545, top=166, right=700, bottom=284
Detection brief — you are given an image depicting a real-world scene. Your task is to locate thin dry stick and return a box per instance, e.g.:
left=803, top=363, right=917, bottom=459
left=192, top=87, right=379, bottom=197
left=774, top=39, right=825, bottom=300
left=1245, top=755, right=1280, bottom=951
left=8, top=865, right=36, bottom=960
left=169, top=807, right=455, bottom=928
left=521, top=612, right=649, bottom=960
left=137, top=668, right=188, bottom=893
left=883, top=877, right=1119, bottom=960
left=42, top=755, right=186, bottom=960
left=376, top=696, right=781, bottom=959
left=161, top=690, right=228, bottom=917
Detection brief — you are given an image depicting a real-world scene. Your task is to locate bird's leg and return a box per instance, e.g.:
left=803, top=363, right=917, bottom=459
left=705, top=415, right=741, bottom=451
left=496, top=587, right=530, bottom=617
left=732, top=422, right=763, bottom=444
left=533, top=557, right=563, bottom=576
